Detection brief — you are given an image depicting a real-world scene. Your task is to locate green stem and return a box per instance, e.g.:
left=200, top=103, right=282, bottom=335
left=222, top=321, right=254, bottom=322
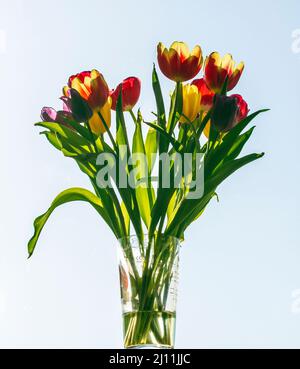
left=85, top=121, right=98, bottom=154
left=98, top=111, right=118, bottom=152
left=129, top=109, right=137, bottom=125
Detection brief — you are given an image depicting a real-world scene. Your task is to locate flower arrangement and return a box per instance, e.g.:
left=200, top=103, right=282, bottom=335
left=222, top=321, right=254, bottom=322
left=29, top=41, right=267, bottom=349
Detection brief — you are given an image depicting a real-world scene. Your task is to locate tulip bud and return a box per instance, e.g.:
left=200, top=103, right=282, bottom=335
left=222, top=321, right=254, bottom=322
left=110, top=77, right=141, bottom=111
left=69, top=89, right=93, bottom=122
left=41, top=107, right=73, bottom=127
left=41, top=107, right=58, bottom=122
left=211, top=95, right=239, bottom=132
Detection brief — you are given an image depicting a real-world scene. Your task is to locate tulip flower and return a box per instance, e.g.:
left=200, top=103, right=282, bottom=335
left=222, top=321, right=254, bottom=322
left=191, top=78, right=215, bottom=112
left=89, top=97, right=112, bottom=135
left=157, top=42, right=203, bottom=82
left=41, top=104, right=74, bottom=128
left=110, top=77, right=141, bottom=111
left=203, top=94, right=249, bottom=137
left=231, top=94, right=249, bottom=123
left=66, top=70, right=109, bottom=110
left=204, top=52, right=244, bottom=93
left=41, top=107, right=67, bottom=123
left=180, top=84, right=202, bottom=124
left=63, top=70, right=112, bottom=134
left=210, top=95, right=239, bottom=132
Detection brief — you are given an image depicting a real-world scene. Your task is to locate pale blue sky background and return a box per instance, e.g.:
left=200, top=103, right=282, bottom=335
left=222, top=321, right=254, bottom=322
left=0, top=0, right=299, bottom=348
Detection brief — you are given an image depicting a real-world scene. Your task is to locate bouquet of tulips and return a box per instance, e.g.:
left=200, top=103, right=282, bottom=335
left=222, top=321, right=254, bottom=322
left=29, top=41, right=267, bottom=349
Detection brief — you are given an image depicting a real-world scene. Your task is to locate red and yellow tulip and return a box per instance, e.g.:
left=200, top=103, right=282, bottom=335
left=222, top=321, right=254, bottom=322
left=157, top=42, right=203, bottom=82
left=204, top=52, right=244, bottom=93
left=110, top=77, right=141, bottom=112
left=63, top=70, right=111, bottom=135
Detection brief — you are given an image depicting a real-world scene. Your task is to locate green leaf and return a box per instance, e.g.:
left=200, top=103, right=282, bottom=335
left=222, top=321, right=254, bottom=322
left=170, top=192, right=214, bottom=238
left=224, top=126, right=256, bottom=162
left=205, top=109, right=268, bottom=175
left=208, top=152, right=265, bottom=190
left=144, top=121, right=183, bottom=153
left=165, top=153, right=264, bottom=237
left=41, top=131, right=62, bottom=151
left=116, top=92, right=129, bottom=151
left=153, top=64, right=168, bottom=156
left=167, top=82, right=183, bottom=135
left=115, top=92, right=143, bottom=239
left=36, top=122, right=91, bottom=148
left=121, top=201, right=130, bottom=235
left=76, top=159, right=97, bottom=178
left=145, top=128, right=158, bottom=174
left=132, top=119, right=154, bottom=229
left=40, top=130, right=94, bottom=164
left=28, top=188, right=120, bottom=257
left=64, top=119, right=92, bottom=141
left=149, top=167, right=177, bottom=236
left=152, top=65, right=166, bottom=129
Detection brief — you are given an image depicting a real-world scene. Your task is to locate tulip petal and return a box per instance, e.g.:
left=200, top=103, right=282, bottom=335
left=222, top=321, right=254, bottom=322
left=230, top=94, right=249, bottom=123
left=228, top=62, right=245, bottom=91
left=89, top=71, right=109, bottom=109
left=181, top=55, right=203, bottom=81
left=192, top=78, right=215, bottom=111
left=205, top=54, right=221, bottom=92
left=170, top=41, right=190, bottom=61
left=168, top=48, right=182, bottom=81
left=157, top=47, right=174, bottom=80
left=68, top=71, right=91, bottom=86
left=221, top=54, right=234, bottom=74
left=71, top=77, right=91, bottom=100
left=89, top=98, right=112, bottom=135
left=191, top=45, right=202, bottom=59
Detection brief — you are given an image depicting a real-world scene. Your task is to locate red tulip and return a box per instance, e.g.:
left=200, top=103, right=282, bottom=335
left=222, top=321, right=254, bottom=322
left=231, top=94, right=249, bottom=124
left=191, top=78, right=215, bottom=112
left=203, top=94, right=249, bottom=137
left=110, top=77, right=141, bottom=111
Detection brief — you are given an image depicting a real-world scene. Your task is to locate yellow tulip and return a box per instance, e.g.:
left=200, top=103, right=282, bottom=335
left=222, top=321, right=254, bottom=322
left=89, top=97, right=112, bottom=135
left=180, top=84, right=202, bottom=124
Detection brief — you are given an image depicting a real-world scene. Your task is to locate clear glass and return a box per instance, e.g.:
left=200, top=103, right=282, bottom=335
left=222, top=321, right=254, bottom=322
left=117, top=234, right=181, bottom=349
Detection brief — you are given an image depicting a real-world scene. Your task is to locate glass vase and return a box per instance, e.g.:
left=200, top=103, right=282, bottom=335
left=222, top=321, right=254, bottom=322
left=117, top=234, right=181, bottom=349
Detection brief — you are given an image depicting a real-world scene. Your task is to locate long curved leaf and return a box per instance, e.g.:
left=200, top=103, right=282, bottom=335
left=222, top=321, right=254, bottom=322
left=205, top=109, right=268, bottom=174
left=28, top=188, right=119, bottom=257
left=166, top=153, right=264, bottom=236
